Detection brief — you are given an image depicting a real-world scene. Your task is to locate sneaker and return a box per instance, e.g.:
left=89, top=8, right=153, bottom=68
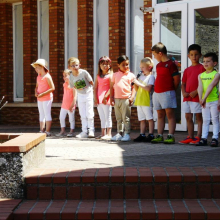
left=144, top=134, right=155, bottom=142
left=88, top=130, right=95, bottom=138
left=178, top=136, right=194, bottom=144
left=210, top=138, right=219, bottom=147
left=121, top=133, right=131, bottom=142
left=164, top=135, right=175, bottom=144
left=111, top=133, right=122, bottom=141
left=133, top=134, right=146, bottom=142
left=76, top=132, right=88, bottom=138
left=56, top=132, right=65, bottom=137
left=151, top=135, right=164, bottom=144
left=189, top=136, right=200, bottom=145
left=67, top=133, right=74, bottom=137
left=101, top=135, right=112, bottom=140
left=196, top=138, right=207, bottom=146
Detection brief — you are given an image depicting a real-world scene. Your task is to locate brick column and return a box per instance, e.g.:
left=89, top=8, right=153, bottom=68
left=109, top=0, right=126, bottom=72
left=144, top=0, right=152, bottom=58
left=78, top=0, right=94, bottom=77
left=23, top=0, right=38, bottom=103
left=49, top=0, right=64, bottom=102
left=0, top=4, right=13, bottom=102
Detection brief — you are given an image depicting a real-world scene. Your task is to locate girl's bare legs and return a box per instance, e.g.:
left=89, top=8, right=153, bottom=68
left=45, top=120, right=52, bottom=133
left=69, top=129, right=74, bottom=134
left=101, top=128, right=106, bottom=136
left=107, top=127, right=112, bottom=136
left=58, top=127, right=65, bottom=135
left=40, top=121, right=45, bottom=132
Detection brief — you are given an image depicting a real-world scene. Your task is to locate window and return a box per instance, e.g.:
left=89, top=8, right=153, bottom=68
left=38, top=0, right=49, bottom=65
left=13, top=3, right=23, bottom=101
left=126, top=0, right=144, bottom=75
left=93, top=0, right=109, bottom=78
left=65, top=0, right=78, bottom=68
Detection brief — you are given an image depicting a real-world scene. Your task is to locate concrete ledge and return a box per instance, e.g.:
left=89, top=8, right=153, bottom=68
left=0, top=133, right=46, bottom=198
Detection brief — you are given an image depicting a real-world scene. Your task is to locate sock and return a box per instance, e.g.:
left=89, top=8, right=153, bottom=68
left=140, top=133, right=146, bottom=136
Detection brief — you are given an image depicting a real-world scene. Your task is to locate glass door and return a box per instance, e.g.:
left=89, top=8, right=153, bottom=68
left=188, top=0, right=220, bottom=132
left=153, top=2, right=188, bottom=131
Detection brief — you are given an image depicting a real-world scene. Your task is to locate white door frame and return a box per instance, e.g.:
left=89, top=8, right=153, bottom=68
left=153, top=1, right=188, bottom=131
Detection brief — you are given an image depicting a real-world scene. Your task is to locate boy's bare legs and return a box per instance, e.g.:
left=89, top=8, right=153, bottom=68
left=157, top=109, right=166, bottom=134
left=107, top=128, right=112, bottom=136
left=148, top=119, right=154, bottom=134
left=196, top=113, right=203, bottom=138
left=101, top=128, right=106, bottom=136
left=185, top=113, right=194, bottom=138
left=140, top=120, right=146, bottom=134
left=165, top=108, right=176, bottom=134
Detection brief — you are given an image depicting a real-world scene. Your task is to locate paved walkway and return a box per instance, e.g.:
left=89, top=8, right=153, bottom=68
left=0, top=126, right=220, bottom=168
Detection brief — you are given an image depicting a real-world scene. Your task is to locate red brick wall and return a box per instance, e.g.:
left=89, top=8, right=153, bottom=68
left=78, top=0, right=94, bottom=76
left=23, top=0, right=38, bottom=103
left=0, top=4, right=13, bottom=102
left=144, top=0, right=153, bottom=58
left=109, top=0, right=126, bottom=72
left=49, top=0, right=64, bottom=103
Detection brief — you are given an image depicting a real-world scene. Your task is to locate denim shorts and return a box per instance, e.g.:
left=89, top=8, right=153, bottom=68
left=153, top=90, right=177, bottom=110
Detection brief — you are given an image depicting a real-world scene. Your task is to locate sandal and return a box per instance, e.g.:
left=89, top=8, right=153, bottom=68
left=67, top=133, right=74, bottom=137
left=210, top=138, right=219, bottom=147
left=45, top=131, right=51, bottom=137
left=95, top=135, right=103, bottom=139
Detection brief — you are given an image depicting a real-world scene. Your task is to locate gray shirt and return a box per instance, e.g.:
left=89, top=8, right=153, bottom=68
left=69, top=69, right=93, bottom=94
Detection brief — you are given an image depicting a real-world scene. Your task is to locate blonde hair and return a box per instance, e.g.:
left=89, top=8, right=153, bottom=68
left=98, top=56, right=113, bottom=77
left=140, top=57, right=154, bottom=71
left=63, top=69, right=72, bottom=76
left=68, top=57, right=80, bottom=66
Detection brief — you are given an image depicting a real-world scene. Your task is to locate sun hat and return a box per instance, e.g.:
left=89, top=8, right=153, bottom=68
left=31, top=59, right=49, bottom=71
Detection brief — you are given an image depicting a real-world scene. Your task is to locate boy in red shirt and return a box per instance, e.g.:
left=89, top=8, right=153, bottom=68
left=151, top=42, right=180, bottom=144
left=179, top=44, right=205, bottom=145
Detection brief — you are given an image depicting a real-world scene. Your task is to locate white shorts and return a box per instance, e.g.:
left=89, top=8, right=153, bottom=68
left=182, top=101, right=202, bottom=114
left=137, top=106, right=153, bottom=121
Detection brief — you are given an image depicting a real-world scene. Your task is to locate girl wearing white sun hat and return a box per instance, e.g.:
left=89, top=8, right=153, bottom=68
left=31, top=59, right=55, bottom=137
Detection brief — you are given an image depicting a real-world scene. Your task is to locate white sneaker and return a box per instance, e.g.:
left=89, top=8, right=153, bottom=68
left=76, top=132, right=88, bottom=138
left=121, top=133, right=131, bottom=142
left=101, top=135, right=112, bottom=140
left=111, top=133, right=122, bottom=141
left=88, top=130, right=95, bottom=138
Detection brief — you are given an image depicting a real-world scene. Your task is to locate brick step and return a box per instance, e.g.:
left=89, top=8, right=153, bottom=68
left=13, top=199, right=220, bottom=220
left=0, top=199, right=21, bottom=220
left=25, top=167, right=220, bottom=200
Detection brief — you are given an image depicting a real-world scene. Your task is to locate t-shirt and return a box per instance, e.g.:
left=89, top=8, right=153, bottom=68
left=112, top=70, right=135, bottom=99
left=154, top=59, right=179, bottom=93
left=134, top=74, right=155, bottom=107
left=97, top=75, right=111, bottom=105
left=182, top=64, right=205, bottom=102
left=200, top=70, right=219, bottom=103
left=69, top=69, right=93, bottom=94
left=61, top=82, right=75, bottom=110
left=37, top=73, right=53, bottom=101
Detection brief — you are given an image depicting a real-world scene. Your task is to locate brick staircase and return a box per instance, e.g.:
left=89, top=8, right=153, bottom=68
left=3, top=167, right=220, bottom=219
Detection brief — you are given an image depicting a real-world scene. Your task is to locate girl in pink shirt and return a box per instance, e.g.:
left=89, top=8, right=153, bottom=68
left=94, top=56, right=113, bottom=140
left=56, top=69, right=77, bottom=137
left=31, top=59, right=55, bottom=137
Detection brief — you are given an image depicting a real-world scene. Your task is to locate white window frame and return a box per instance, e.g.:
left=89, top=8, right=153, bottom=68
left=93, top=0, right=109, bottom=79
left=37, top=0, right=49, bottom=64
left=64, top=0, right=78, bottom=68
left=13, top=2, right=23, bottom=102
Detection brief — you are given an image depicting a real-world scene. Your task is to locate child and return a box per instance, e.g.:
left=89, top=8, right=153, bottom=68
left=151, top=42, right=180, bottom=144
left=94, top=56, right=113, bottom=140
left=68, top=57, right=95, bottom=138
left=56, top=69, right=77, bottom=137
left=131, top=57, right=155, bottom=142
left=179, top=44, right=205, bottom=145
left=110, top=55, right=135, bottom=142
left=197, top=52, right=220, bottom=147
left=31, top=59, right=55, bottom=137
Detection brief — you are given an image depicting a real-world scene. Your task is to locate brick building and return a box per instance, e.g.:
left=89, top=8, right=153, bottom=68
left=0, top=0, right=219, bottom=132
